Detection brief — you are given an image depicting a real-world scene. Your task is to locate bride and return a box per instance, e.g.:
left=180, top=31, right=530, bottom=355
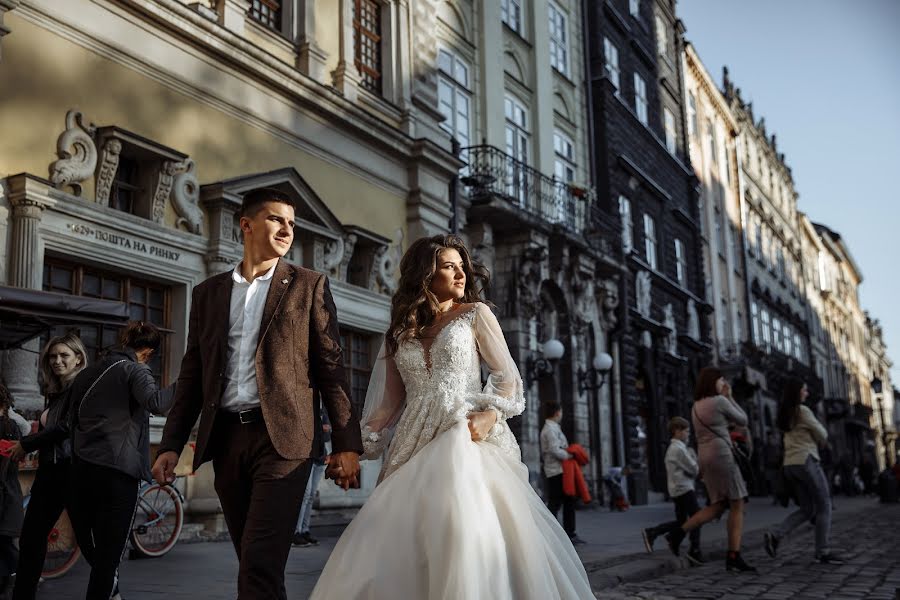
left=310, top=234, right=593, bottom=599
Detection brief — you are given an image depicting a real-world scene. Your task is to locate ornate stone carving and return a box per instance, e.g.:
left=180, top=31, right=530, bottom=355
left=687, top=298, right=700, bottom=340
left=49, top=110, right=97, bottom=196
left=152, top=160, right=177, bottom=224
left=323, top=236, right=345, bottom=274
left=94, top=138, right=121, bottom=206
left=171, top=159, right=203, bottom=234
left=598, top=278, right=620, bottom=330
left=516, top=246, right=547, bottom=320
left=336, top=232, right=358, bottom=281
left=635, top=271, right=652, bottom=318
left=663, top=304, right=677, bottom=355
left=371, top=229, right=403, bottom=295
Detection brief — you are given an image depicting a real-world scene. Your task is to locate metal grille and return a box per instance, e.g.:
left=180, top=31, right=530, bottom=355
left=353, top=0, right=382, bottom=94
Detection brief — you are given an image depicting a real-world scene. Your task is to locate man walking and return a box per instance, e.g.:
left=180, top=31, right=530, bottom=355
left=152, top=188, right=363, bottom=600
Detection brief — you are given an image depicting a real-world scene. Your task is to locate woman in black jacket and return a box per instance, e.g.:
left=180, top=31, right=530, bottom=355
left=68, top=321, right=174, bottom=600
left=11, top=332, right=87, bottom=600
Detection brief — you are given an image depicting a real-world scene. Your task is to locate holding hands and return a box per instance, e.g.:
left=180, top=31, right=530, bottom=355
left=326, top=451, right=361, bottom=491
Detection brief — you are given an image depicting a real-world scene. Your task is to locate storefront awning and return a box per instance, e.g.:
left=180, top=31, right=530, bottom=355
left=0, top=285, right=130, bottom=350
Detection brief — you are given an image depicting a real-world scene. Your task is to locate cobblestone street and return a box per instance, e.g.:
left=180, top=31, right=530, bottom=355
left=596, top=503, right=900, bottom=600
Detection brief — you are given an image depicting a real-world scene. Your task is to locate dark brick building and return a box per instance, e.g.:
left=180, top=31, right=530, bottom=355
left=587, top=0, right=711, bottom=501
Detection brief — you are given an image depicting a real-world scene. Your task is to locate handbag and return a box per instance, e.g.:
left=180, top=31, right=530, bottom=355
left=693, top=404, right=756, bottom=488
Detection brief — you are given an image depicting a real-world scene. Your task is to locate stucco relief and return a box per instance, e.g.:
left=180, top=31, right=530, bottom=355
left=371, top=228, right=403, bottom=295
left=663, top=304, right=677, bottom=355
left=687, top=298, right=700, bottom=340
left=152, top=160, right=177, bottom=224
left=336, top=232, right=358, bottom=282
left=94, top=138, right=122, bottom=206
left=635, top=270, right=652, bottom=318
left=516, top=246, right=548, bottom=320
left=49, top=110, right=97, bottom=196
left=171, top=159, right=203, bottom=234
left=598, top=278, right=620, bottom=330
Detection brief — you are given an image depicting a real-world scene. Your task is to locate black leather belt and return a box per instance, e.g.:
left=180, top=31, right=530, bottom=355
left=221, top=406, right=263, bottom=425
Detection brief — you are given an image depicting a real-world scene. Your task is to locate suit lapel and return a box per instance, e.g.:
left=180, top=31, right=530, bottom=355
left=257, top=259, right=293, bottom=350
left=209, top=271, right=234, bottom=355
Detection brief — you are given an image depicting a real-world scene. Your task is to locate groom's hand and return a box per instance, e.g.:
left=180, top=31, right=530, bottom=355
left=152, top=451, right=179, bottom=484
left=467, top=410, right=498, bottom=442
left=326, top=451, right=360, bottom=491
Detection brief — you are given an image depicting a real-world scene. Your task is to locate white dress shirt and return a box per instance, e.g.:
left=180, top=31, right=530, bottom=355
left=540, top=419, right=571, bottom=478
left=221, top=261, right=276, bottom=412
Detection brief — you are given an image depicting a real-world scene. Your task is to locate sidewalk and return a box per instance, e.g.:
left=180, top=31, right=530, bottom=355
left=37, top=494, right=882, bottom=598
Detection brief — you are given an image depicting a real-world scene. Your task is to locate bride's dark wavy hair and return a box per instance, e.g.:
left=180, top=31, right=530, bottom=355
left=385, top=234, right=489, bottom=356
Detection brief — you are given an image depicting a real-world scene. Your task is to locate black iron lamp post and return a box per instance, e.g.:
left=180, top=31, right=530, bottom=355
left=577, top=352, right=614, bottom=394
left=525, top=339, right=565, bottom=388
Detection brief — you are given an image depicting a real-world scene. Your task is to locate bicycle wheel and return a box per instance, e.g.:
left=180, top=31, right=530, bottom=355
left=42, top=509, right=81, bottom=579
left=129, top=483, right=184, bottom=558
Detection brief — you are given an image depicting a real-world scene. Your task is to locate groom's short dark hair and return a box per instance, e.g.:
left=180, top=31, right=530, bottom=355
left=240, top=187, right=294, bottom=218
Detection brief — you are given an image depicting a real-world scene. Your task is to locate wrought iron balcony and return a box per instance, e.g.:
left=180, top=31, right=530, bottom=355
left=460, top=144, right=592, bottom=235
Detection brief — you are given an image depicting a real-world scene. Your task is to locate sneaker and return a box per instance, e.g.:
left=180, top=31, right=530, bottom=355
left=292, top=531, right=312, bottom=547
left=569, top=535, right=587, bottom=546
left=303, top=532, right=320, bottom=547
left=641, top=528, right=655, bottom=554
left=664, top=528, right=685, bottom=557
left=725, top=551, right=757, bottom=573
left=815, top=553, right=845, bottom=565
left=764, top=531, right=779, bottom=558
left=686, top=548, right=705, bottom=565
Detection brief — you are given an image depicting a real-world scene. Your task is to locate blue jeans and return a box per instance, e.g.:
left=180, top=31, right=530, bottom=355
left=772, top=455, right=832, bottom=556
left=296, top=461, right=326, bottom=535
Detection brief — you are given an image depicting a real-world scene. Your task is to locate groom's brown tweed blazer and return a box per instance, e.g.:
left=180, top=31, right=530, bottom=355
left=159, top=258, right=363, bottom=469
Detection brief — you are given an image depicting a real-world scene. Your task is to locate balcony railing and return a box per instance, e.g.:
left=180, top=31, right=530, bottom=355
left=460, top=144, right=592, bottom=235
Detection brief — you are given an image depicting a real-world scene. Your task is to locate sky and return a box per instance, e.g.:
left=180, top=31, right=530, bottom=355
left=679, top=0, right=900, bottom=386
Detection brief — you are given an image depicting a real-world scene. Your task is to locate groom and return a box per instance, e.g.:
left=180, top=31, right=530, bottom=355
left=152, top=188, right=362, bottom=599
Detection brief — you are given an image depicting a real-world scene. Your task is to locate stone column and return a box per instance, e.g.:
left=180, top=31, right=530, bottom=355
left=217, top=0, right=252, bottom=37
left=331, top=0, right=361, bottom=102
left=296, top=0, right=329, bottom=83
left=199, top=185, right=242, bottom=276
left=2, top=175, right=55, bottom=414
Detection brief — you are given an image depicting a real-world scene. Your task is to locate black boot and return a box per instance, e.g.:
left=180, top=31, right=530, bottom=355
left=664, top=528, right=686, bottom=556
left=725, top=551, right=757, bottom=573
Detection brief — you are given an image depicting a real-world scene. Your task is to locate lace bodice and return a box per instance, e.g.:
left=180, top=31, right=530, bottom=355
left=360, top=303, right=525, bottom=481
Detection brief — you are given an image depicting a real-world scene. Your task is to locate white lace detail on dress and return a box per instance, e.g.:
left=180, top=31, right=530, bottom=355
left=381, top=304, right=523, bottom=481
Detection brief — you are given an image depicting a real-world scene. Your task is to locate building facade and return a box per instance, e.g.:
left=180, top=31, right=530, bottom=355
left=0, top=0, right=468, bottom=517
left=588, top=0, right=710, bottom=502
left=865, top=314, right=895, bottom=468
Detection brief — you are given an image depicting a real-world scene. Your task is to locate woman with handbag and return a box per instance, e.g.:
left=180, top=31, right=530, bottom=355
left=764, top=377, right=843, bottom=565
left=664, top=367, right=756, bottom=573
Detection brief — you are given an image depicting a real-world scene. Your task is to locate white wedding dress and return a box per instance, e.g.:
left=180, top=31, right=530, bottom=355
left=309, top=303, right=593, bottom=600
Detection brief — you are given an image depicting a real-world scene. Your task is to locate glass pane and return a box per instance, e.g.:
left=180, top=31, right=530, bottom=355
left=103, top=278, right=122, bottom=300
left=83, top=273, right=101, bottom=297
left=129, top=304, right=146, bottom=321
left=130, top=285, right=146, bottom=305
left=51, top=266, right=73, bottom=293
left=149, top=308, right=164, bottom=325
left=454, top=61, right=468, bottom=87
left=149, top=288, right=164, bottom=308
left=102, top=327, right=119, bottom=352
left=438, top=50, right=452, bottom=75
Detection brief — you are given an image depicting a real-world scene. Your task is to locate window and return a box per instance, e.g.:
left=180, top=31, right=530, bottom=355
left=793, top=332, right=803, bottom=361
left=633, top=73, right=648, bottom=125
left=603, top=38, right=620, bottom=90
left=353, top=0, right=382, bottom=94
left=553, top=130, right=576, bottom=183
left=664, top=108, right=677, bottom=154
left=782, top=322, right=792, bottom=356
left=548, top=3, right=569, bottom=76
left=501, top=0, right=522, bottom=34
left=629, top=0, right=640, bottom=17
left=248, top=0, right=282, bottom=30
left=751, top=302, right=760, bottom=344
left=339, top=329, right=375, bottom=419
left=728, top=223, right=739, bottom=268
left=674, top=238, right=686, bottom=284
left=772, top=316, right=782, bottom=352
left=643, top=213, right=657, bottom=269
left=619, top=196, right=634, bottom=254
left=42, top=258, right=171, bottom=384
left=619, top=196, right=633, bottom=252
left=687, top=93, right=697, bottom=137
left=655, top=15, right=668, bottom=56
left=437, top=49, right=472, bottom=146
left=760, top=309, right=771, bottom=346
left=110, top=156, right=141, bottom=214
left=706, top=119, right=717, bottom=164
left=776, top=245, right=785, bottom=280
left=504, top=95, right=530, bottom=203
left=754, top=219, right=763, bottom=261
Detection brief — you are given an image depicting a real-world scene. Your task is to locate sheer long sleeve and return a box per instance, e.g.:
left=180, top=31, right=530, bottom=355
left=359, top=341, right=407, bottom=460
left=469, top=303, right=525, bottom=421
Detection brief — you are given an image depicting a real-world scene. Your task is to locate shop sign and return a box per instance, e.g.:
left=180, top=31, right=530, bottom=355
left=66, top=223, right=182, bottom=261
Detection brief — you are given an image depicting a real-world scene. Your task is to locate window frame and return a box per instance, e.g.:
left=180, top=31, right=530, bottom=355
left=643, top=212, right=657, bottom=269
left=633, top=72, right=648, bottom=125
left=553, top=129, right=576, bottom=184
left=674, top=238, right=686, bottom=284
left=437, top=48, right=473, bottom=147
left=619, top=195, right=633, bottom=253
left=548, top=2, right=570, bottom=77
left=501, top=0, right=523, bottom=35
left=687, top=92, right=697, bottom=137
left=664, top=107, right=677, bottom=154
left=603, top=37, right=620, bottom=91
left=353, top=0, right=383, bottom=95
left=655, top=14, right=668, bottom=57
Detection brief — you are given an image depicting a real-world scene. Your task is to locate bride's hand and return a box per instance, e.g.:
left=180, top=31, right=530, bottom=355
left=467, top=410, right=497, bottom=442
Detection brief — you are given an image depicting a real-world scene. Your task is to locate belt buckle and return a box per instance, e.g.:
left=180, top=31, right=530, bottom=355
left=239, top=409, right=254, bottom=424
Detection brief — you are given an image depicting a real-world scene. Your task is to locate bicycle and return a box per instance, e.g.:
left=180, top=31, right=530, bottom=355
left=23, top=477, right=185, bottom=579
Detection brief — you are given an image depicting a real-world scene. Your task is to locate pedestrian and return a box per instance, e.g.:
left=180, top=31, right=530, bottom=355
left=10, top=333, right=88, bottom=600
left=540, top=401, right=585, bottom=544
left=69, top=321, right=175, bottom=599
left=603, top=466, right=631, bottom=511
left=0, top=384, right=25, bottom=599
left=641, top=416, right=704, bottom=565
left=665, top=367, right=756, bottom=573
left=152, top=188, right=363, bottom=600
left=764, top=377, right=844, bottom=565
left=293, top=409, right=331, bottom=547
left=859, top=456, right=875, bottom=496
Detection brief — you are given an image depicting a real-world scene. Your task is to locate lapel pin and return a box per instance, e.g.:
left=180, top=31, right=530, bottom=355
left=281, top=278, right=289, bottom=284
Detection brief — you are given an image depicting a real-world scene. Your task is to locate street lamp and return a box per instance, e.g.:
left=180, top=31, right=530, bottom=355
left=525, top=339, right=565, bottom=387
left=577, top=352, right=614, bottom=394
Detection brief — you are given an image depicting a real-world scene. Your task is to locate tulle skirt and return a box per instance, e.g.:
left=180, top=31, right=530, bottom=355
left=309, top=421, right=594, bottom=599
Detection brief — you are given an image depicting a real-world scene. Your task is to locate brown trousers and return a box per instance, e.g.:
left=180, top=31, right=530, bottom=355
left=213, top=417, right=312, bottom=600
